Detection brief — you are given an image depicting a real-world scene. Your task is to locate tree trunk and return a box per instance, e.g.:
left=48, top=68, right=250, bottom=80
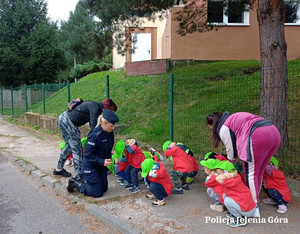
left=257, top=0, right=288, bottom=150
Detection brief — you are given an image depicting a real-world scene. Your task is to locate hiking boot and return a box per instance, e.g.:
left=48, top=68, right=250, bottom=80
left=74, top=174, right=84, bottom=182
left=67, top=177, right=82, bottom=193
left=124, top=184, right=133, bottom=189
left=277, top=204, right=287, bottom=214
left=171, top=189, right=183, bottom=194
left=182, top=184, right=189, bottom=190
left=210, top=204, right=224, bottom=212
left=131, top=185, right=141, bottom=193
left=152, top=199, right=165, bottom=207
left=53, top=168, right=71, bottom=177
left=226, top=216, right=247, bottom=228
left=146, top=194, right=155, bottom=200
left=263, top=198, right=277, bottom=205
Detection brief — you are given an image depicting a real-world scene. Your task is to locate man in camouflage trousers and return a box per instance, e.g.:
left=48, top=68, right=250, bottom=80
left=53, top=99, right=117, bottom=181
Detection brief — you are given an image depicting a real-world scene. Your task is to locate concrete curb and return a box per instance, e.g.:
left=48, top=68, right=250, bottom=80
left=85, top=204, right=143, bottom=234
left=31, top=169, right=47, bottom=179
left=0, top=149, right=143, bottom=233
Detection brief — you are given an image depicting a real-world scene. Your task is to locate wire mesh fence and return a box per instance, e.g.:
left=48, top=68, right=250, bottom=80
left=0, top=64, right=299, bottom=176
left=0, top=82, right=67, bottom=115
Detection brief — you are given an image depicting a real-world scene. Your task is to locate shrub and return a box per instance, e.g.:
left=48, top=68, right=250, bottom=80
left=69, top=61, right=112, bottom=80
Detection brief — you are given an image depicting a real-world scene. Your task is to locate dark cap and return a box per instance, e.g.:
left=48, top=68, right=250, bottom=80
left=103, top=109, right=119, bottom=124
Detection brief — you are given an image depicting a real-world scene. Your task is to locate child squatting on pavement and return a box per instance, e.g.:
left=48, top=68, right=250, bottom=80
left=163, top=141, right=198, bottom=194
left=214, top=160, right=256, bottom=228
left=262, top=156, right=291, bottom=214
left=141, top=158, right=172, bottom=207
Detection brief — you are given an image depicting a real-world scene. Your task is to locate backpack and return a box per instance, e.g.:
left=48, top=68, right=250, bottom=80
left=68, top=98, right=84, bottom=111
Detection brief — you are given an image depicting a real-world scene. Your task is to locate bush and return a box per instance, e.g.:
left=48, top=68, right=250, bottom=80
left=69, top=61, right=112, bottom=80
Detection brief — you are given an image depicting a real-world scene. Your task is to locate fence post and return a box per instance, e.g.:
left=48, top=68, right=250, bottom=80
left=106, top=75, right=110, bottom=98
left=1, top=87, right=3, bottom=115
left=67, top=80, right=70, bottom=102
left=42, top=82, right=45, bottom=114
left=24, top=84, right=28, bottom=112
left=169, top=73, right=174, bottom=141
left=11, top=86, right=14, bottom=116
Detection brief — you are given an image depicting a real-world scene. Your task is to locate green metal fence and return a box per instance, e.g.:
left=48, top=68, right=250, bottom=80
left=0, top=82, right=67, bottom=115
left=0, top=66, right=299, bottom=176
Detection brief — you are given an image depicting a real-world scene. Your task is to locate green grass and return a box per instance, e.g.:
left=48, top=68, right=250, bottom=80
left=24, top=60, right=300, bottom=176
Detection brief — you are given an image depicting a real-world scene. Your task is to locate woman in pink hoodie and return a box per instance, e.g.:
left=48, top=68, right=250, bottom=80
left=206, top=111, right=281, bottom=217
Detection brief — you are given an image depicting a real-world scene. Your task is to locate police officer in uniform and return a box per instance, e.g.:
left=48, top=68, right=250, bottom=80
left=67, top=109, right=119, bottom=198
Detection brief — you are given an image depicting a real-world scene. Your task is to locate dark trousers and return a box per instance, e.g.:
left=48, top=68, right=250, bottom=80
left=117, top=170, right=127, bottom=180
left=145, top=177, right=168, bottom=200
left=263, top=186, right=288, bottom=205
left=81, top=167, right=108, bottom=198
left=126, top=165, right=141, bottom=186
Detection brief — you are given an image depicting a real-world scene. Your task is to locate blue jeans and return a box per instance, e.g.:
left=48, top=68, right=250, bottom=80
left=117, top=170, right=127, bottom=180
left=223, top=194, right=255, bottom=218
left=145, top=177, right=168, bottom=200
left=125, top=165, right=141, bottom=186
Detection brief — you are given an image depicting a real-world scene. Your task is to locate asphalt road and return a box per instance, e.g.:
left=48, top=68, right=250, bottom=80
left=0, top=156, right=113, bottom=234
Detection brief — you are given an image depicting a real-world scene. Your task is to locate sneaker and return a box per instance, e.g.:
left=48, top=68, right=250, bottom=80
left=171, top=189, right=183, bottom=194
left=146, top=194, right=155, bottom=200
left=185, top=177, right=194, bottom=184
left=226, top=212, right=235, bottom=218
left=277, top=204, right=287, bottom=214
left=252, top=207, right=260, bottom=218
left=120, top=180, right=128, bottom=186
left=227, top=217, right=247, bottom=228
left=182, top=184, right=189, bottom=190
left=117, top=179, right=124, bottom=183
left=131, top=185, right=141, bottom=193
left=152, top=199, right=165, bottom=207
left=210, top=204, right=224, bottom=212
left=263, top=198, right=277, bottom=205
left=53, top=168, right=71, bottom=177
left=124, top=184, right=133, bottom=189
left=65, top=160, right=72, bottom=166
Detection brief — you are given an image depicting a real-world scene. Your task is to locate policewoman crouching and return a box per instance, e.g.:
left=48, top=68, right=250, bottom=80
left=67, top=109, right=119, bottom=197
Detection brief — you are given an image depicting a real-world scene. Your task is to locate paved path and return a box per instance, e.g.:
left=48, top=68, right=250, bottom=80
left=0, top=156, right=109, bottom=234
left=1, top=116, right=300, bottom=233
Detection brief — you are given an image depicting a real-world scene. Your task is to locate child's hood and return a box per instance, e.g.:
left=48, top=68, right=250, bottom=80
left=115, top=140, right=125, bottom=156
left=216, top=170, right=238, bottom=184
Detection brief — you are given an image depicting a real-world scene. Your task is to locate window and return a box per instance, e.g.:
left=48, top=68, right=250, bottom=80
left=285, top=1, right=300, bottom=24
left=207, top=0, right=249, bottom=25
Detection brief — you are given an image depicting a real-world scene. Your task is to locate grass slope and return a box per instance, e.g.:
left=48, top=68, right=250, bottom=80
left=29, top=60, right=300, bottom=176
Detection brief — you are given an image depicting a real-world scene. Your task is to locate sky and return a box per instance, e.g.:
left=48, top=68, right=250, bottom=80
left=47, top=0, right=79, bottom=22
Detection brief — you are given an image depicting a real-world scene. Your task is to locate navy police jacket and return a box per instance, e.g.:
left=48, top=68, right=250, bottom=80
left=82, top=126, right=114, bottom=169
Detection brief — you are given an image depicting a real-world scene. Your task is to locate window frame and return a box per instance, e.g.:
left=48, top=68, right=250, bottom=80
left=207, top=0, right=250, bottom=26
left=284, top=0, right=300, bottom=25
